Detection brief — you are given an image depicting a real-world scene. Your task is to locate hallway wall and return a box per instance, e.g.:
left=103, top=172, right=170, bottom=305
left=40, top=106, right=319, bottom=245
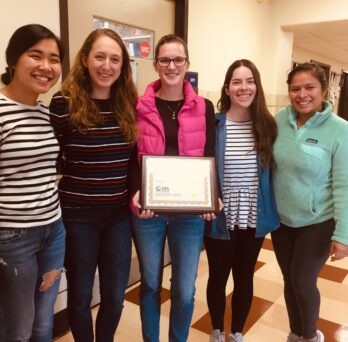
left=188, top=0, right=348, bottom=113
left=188, top=0, right=277, bottom=109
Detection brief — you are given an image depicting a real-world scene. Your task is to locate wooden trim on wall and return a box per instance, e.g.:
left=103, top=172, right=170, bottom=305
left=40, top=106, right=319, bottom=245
left=175, top=0, right=188, bottom=42
left=59, top=0, right=70, bottom=80
left=338, top=72, right=348, bottom=120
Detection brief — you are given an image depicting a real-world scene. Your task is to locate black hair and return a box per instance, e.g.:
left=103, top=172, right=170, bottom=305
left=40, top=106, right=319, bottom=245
left=1, top=24, right=64, bottom=85
left=287, top=62, right=328, bottom=92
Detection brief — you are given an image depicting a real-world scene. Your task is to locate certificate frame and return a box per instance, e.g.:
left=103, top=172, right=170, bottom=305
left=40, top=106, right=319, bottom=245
left=141, top=155, right=219, bottom=214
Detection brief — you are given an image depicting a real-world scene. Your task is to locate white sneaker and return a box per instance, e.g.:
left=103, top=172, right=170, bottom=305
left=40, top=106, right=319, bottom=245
left=209, top=329, right=225, bottom=342
left=287, top=332, right=301, bottom=341
left=229, top=332, right=244, bottom=342
left=316, top=330, right=324, bottom=342
left=335, top=326, right=348, bottom=342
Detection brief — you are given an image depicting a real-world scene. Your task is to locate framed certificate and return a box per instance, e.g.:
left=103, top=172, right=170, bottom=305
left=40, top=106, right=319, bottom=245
left=141, top=155, right=219, bottom=214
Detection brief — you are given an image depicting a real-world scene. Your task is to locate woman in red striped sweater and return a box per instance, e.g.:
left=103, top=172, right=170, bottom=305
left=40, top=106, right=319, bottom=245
left=49, top=29, right=138, bottom=342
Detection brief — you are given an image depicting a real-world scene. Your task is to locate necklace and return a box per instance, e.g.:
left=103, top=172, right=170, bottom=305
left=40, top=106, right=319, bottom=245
left=165, top=100, right=183, bottom=120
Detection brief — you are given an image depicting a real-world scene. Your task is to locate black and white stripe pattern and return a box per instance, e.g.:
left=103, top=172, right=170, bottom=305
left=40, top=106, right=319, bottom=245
left=223, top=120, right=258, bottom=229
left=0, top=95, right=61, bottom=228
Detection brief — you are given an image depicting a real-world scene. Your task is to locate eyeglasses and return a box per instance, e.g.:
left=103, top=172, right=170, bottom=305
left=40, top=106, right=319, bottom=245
left=156, top=57, right=188, bottom=67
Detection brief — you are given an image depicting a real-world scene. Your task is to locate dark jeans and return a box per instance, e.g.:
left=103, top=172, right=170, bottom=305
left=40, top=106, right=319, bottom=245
left=204, top=228, right=264, bottom=333
left=0, top=219, right=65, bottom=342
left=63, top=207, right=132, bottom=342
left=271, top=220, right=335, bottom=339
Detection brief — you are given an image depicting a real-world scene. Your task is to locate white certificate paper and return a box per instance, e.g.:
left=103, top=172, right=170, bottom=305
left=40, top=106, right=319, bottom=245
left=141, top=156, right=218, bottom=213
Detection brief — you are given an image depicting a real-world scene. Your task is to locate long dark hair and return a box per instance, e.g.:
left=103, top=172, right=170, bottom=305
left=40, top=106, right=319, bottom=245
left=217, top=59, right=277, bottom=169
left=62, top=29, right=138, bottom=143
left=1, top=24, right=64, bottom=85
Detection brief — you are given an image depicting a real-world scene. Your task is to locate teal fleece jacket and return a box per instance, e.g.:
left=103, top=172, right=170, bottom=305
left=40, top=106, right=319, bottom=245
left=273, top=101, right=348, bottom=245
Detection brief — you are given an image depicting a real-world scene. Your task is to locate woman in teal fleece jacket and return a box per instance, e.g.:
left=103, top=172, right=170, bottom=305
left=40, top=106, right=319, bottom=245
left=272, top=62, right=348, bottom=342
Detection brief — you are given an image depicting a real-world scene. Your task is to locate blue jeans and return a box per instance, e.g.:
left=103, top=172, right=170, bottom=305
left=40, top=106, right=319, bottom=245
left=132, top=215, right=205, bottom=342
left=0, top=218, right=65, bottom=342
left=63, top=207, right=132, bottom=342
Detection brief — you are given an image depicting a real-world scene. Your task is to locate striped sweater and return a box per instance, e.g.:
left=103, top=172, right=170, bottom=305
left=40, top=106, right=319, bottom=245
left=49, top=94, right=135, bottom=209
left=0, top=94, right=61, bottom=228
left=223, top=120, right=258, bottom=229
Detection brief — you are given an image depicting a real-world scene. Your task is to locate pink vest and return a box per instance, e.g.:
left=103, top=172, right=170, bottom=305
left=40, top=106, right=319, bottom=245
left=136, top=80, right=206, bottom=161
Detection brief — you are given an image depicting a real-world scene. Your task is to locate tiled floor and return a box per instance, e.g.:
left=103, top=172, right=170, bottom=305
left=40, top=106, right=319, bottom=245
left=56, top=237, right=348, bottom=342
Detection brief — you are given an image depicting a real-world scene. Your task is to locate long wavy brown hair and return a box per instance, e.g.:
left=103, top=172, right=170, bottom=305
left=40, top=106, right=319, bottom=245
left=217, top=59, right=277, bottom=169
left=62, top=29, right=138, bottom=142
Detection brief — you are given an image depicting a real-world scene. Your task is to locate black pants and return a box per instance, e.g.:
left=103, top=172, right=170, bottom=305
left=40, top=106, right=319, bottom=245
left=271, top=220, right=334, bottom=339
left=204, top=228, right=264, bottom=333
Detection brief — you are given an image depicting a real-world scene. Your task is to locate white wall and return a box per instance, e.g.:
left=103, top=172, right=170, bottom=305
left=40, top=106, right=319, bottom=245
left=271, top=0, right=348, bottom=102
left=0, top=0, right=60, bottom=105
left=272, top=0, right=348, bottom=25
left=188, top=0, right=348, bottom=112
left=292, top=46, right=348, bottom=73
left=188, top=0, right=275, bottom=106
left=188, top=0, right=294, bottom=111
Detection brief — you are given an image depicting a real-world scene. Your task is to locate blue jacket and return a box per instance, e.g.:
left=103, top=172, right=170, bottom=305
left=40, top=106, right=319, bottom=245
left=205, top=112, right=280, bottom=239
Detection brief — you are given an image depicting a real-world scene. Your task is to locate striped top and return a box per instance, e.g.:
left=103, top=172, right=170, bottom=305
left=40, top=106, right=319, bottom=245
left=0, top=94, right=61, bottom=228
left=223, top=120, right=258, bottom=229
left=49, top=94, right=135, bottom=209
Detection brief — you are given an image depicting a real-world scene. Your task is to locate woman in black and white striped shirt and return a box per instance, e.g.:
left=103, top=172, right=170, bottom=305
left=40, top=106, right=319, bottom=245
left=0, top=24, right=65, bottom=342
left=205, top=60, right=279, bottom=342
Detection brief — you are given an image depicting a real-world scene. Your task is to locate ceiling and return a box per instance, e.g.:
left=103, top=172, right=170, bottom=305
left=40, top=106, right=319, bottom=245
left=282, top=19, right=348, bottom=66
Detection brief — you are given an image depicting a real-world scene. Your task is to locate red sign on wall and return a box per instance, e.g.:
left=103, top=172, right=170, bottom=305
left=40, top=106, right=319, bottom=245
left=93, top=17, right=154, bottom=59
left=139, top=40, right=150, bottom=58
